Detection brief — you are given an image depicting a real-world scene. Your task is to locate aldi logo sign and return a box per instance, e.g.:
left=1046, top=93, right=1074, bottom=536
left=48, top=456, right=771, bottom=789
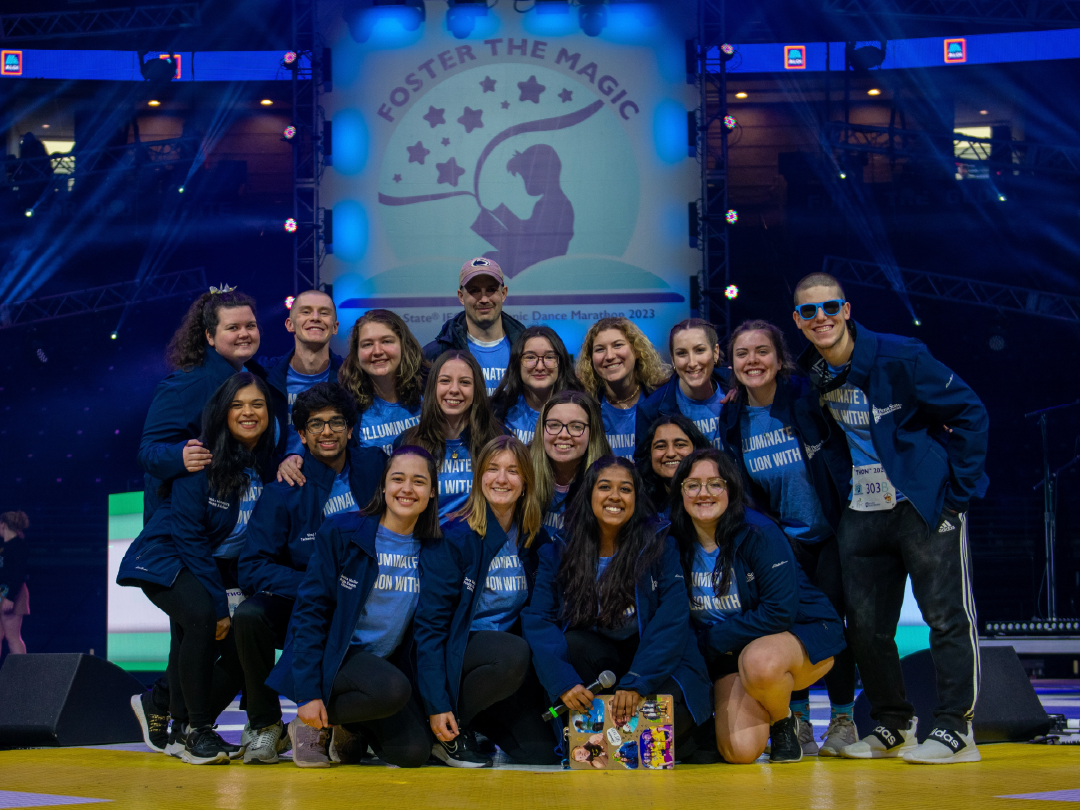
left=784, top=45, right=806, bottom=69
left=1, top=50, right=22, bottom=76
left=944, top=38, right=967, bottom=63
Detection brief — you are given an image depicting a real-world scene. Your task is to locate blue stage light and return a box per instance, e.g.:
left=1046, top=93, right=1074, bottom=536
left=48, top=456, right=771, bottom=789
left=579, top=0, right=607, bottom=37
left=447, top=0, right=487, bottom=39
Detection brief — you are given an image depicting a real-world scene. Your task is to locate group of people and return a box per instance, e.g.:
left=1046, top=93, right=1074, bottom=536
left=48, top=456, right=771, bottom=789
left=118, top=255, right=989, bottom=771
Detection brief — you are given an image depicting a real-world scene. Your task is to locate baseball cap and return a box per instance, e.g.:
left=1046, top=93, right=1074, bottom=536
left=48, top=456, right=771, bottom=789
left=459, top=257, right=504, bottom=288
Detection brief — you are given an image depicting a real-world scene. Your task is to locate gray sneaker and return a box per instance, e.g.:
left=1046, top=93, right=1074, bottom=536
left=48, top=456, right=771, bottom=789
left=819, top=714, right=858, bottom=757
left=243, top=721, right=290, bottom=765
left=287, top=717, right=330, bottom=768
left=797, top=718, right=819, bottom=756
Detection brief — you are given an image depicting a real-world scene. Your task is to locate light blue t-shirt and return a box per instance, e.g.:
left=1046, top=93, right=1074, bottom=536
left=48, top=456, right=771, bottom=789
left=601, top=398, right=637, bottom=459
left=740, top=406, right=831, bottom=544
left=351, top=524, right=421, bottom=657
left=438, top=438, right=473, bottom=520
left=675, top=383, right=725, bottom=451
left=543, top=484, right=571, bottom=533
left=358, top=396, right=422, bottom=454
left=215, top=468, right=263, bottom=559
left=467, top=335, right=511, bottom=396
left=470, top=526, right=529, bottom=632
left=595, top=556, right=638, bottom=640
left=285, top=366, right=331, bottom=456
left=505, top=397, right=541, bottom=445
left=323, top=464, right=361, bottom=518
left=688, top=546, right=741, bottom=628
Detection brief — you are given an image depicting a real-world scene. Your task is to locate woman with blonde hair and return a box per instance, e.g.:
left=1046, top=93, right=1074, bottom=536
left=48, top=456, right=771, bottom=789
left=575, top=317, right=669, bottom=459
left=0, top=511, right=31, bottom=655
left=415, top=435, right=560, bottom=766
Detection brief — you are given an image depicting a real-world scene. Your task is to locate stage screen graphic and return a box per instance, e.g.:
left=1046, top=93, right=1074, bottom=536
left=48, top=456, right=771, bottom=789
left=319, top=0, right=700, bottom=354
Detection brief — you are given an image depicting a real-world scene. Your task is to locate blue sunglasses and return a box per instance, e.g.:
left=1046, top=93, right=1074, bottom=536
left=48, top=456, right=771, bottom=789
left=795, top=299, right=846, bottom=320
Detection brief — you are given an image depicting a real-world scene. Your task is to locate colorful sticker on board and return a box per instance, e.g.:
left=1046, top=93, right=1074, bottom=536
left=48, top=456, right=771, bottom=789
left=784, top=46, right=806, bottom=69
left=944, top=39, right=967, bottom=63
left=617, top=740, right=639, bottom=769
left=570, top=732, right=609, bottom=769
left=1, top=51, right=23, bottom=76
left=640, top=725, right=674, bottom=769
left=571, top=698, right=606, bottom=734
left=639, top=696, right=671, bottom=723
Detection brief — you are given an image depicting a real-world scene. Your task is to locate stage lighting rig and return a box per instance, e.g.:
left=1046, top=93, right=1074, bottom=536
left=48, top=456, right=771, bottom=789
left=447, top=0, right=487, bottom=39
left=534, top=0, right=569, bottom=14
left=284, top=218, right=298, bottom=233
left=846, top=41, right=887, bottom=72
left=578, top=0, right=607, bottom=37
left=283, top=125, right=297, bottom=141
left=283, top=50, right=299, bottom=69
left=723, top=115, right=736, bottom=130
left=344, top=0, right=425, bottom=42
left=725, top=209, right=738, bottom=224
left=138, top=51, right=177, bottom=85
left=719, top=43, right=735, bottom=62
left=725, top=284, right=739, bottom=300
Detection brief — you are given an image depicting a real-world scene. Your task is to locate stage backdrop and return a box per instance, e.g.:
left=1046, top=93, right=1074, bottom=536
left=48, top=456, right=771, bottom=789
left=319, top=0, right=700, bottom=354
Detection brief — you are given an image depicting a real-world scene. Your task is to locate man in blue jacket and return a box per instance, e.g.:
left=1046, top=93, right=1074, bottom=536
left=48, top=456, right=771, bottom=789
left=234, top=382, right=384, bottom=763
left=793, top=272, right=988, bottom=765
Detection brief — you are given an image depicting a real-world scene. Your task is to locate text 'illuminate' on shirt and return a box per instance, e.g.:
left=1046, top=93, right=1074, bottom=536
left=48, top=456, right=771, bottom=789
left=470, top=525, right=529, bottom=633
left=438, top=438, right=473, bottom=520
left=601, top=398, right=636, bottom=459
left=359, top=396, right=422, bottom=454
left=675, top=383, right=725, bottom=451
left=351, top=524, right=421, bottom=657
left=323, top=463, right=361, bottom=518
left=505, top=397, right=540, bottom=445
left=216, top=468, right=263, bottom=559
left=285, top=365, right=332, bottom=456
left=543, top=483, right=570, bottom=533
left=466, top=334, right=511, bottom=396
left=594, top=555, right=637, bottom=640
left=688, top=546, right=741, bottom=628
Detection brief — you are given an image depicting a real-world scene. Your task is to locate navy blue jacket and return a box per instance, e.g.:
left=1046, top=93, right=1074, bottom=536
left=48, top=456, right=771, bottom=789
left=261, top=349, right=343, bottom=458
left=521, top=534, right=712, bottom=726
left=117, top=469, right=265, bottom=619
left=138, top=349, right=267, bottom=521
left=238, top=445, right=385, bottom=599
left=634, top=369, right=730, bottom=464
left=266, top=513, right=434, bottom=705
left=422, top=311, right=527, bottom=362
left=689, top=510, right=846, bottom=665
left=414, top=510, right=550, bottom=717
left=798, top=321, right=989, bottom=526
left=720, top=376, right=847, bottom=532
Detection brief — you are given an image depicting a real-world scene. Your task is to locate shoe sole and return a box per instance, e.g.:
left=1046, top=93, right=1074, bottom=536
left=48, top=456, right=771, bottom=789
left=293, top=757, right=331, bottom=768
left=840, top=744, right=916, bottom=759
left=164, top=745, right=185, bottom=759
left=801, top=743, right=820, bottom=756
left=243, top=752, right=280, bottom=764
left=181, top=751, right=230, bottom=765
left=130, top=695, right=166, bottom=754
left=769, top=751, right=804, bottom=764
left=431, top=746, right=491, bottom=768
left=903, top=749, right=982, bottom=765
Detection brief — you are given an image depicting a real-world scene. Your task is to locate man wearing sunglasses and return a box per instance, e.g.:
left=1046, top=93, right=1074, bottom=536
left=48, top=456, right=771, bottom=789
left=792, top=272, right=988, bottom=766
left=234, top=383, right=386, bottom=764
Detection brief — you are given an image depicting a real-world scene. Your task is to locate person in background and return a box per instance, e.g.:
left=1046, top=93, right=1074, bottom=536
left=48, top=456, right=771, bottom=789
left=423, top=258, right=526, bottom=396
left=267, top=447, right=441, bottom=769
left=0, top=511, right=31, bottom=657
left=530, top=390, right=610, bottom=534
left=235, top=383, right=384, bottom=764
left=491, top=326, right=583, bottom=445
left=119, top=373, right=277, bottom=766
left=338, top=309, right=425, bottom=456
left=576, top=317, right=669, bottom=460
left=667, top=449, right=845, bottom=765
left=637, top=415, right=710, bottom=519
left=398, top=351, right=503, bottom=520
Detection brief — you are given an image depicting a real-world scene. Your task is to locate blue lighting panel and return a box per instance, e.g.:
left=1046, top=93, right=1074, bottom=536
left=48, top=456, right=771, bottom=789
left=0, top=49, right=304, bottom=81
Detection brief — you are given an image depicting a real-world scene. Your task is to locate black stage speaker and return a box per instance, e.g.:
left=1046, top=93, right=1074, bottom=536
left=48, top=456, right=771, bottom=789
left=0, top=653, right=146, bottom=747
left=854, top=646, right=1051, bottom=743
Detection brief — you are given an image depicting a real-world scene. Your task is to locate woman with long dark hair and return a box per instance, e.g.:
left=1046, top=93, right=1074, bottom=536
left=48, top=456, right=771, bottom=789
left=521, top=456, right=711, bottom=761
left=491, top=326, right=583, bottom=445
left=529, top=390, right=610, bottom=533
left=667, top=448, right=845, bottom=765
left=119, top=373, right=277, bottom=765
left=266, top=447, right=442, bottom=769
left=398, top=350, right=503, bottom=520
left=720, top=319, right=854, bottom=757
left=0, top=511, right=31, bottom=656
left=415, top=435, right=560, bottom=767
left=337, top=309, right=425, bottom=454
left=637, top=415, right=711, bottom=517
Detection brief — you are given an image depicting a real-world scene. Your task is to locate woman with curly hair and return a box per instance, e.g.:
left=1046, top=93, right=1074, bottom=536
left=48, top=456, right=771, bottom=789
left=575, top=318, right=669, bottom=461
left=0, top=511, right=31, bottom=655
left=338, top=309, right=426, bottom=455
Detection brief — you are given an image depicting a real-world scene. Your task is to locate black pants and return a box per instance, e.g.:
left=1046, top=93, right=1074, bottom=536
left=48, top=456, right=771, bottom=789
left=463, top=631, right=560, bottom=764
left=327, top=646, right=432, bottom=768
left=564, top=629, right=697, bottom=760
left=233, top=592, right=294, bottom=730
left=790, top=534, right=856, bottom=708
left=837, top=502, right=980, bottom=732
left=141, top=569, right=245, bottom=729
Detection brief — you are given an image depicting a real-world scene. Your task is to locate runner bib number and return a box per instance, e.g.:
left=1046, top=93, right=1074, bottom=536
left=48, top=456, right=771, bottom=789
left=850, top=464, right=897, bottom=512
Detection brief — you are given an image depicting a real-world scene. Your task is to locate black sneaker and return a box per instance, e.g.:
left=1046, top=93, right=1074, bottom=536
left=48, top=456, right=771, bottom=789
left=769, top=712, right=803, bottom=763
left=182, top=725, right=232, bottom=765
left=431, top=728, right=492, bottom=768
left=164, top=723, right=188, bottom=759
left=131, top=692, right=169, bottom=753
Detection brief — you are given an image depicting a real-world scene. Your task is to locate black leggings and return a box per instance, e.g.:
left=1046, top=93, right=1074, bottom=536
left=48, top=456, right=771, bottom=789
left=140, top=569, right=244, bottom=729
left=232, top=592, right=294, bottom=730
left=328, top=646, right=432, bottom=768
left=461, top=631, right=560, bottom=764
left=790, top=535, right=856, bottom=708
left=564, top=629, right=697, bottom=760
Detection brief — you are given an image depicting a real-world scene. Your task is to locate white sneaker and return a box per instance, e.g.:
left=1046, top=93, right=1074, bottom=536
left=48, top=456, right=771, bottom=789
left=243, top=721, right=290, bottom=765
left=819, top=714, right=858, bottom=757
left=841, top=717, right=918, bottom=759
left=903, top=724, right=981, bottom=764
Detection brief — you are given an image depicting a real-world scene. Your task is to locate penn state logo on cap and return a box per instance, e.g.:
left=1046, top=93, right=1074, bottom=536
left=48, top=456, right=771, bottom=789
left=459, top=257, right=505, bottom=288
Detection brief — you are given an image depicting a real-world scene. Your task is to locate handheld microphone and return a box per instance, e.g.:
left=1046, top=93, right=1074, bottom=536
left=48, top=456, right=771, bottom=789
left=540, top=670, right=617, bottom=721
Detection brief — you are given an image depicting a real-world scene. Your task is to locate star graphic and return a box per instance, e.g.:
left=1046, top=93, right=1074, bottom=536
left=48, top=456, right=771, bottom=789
left=480, top=76, right=497, bottom=93
left=436, top=157, right=466, bottom=187
left=441, top=137, right=450, bottom=146
left=558, top=88, right=573, bottom=103
left=422, top=106, right=446, bottom=128
left=406, top=141, right=430, bottom=165
left=457, top=106, right=484, bottom=134
left=517, top=75, right=546, bottom=104
left=393, top=174, right=402, bottom=183
left=500, top=100, right=510, bottom=109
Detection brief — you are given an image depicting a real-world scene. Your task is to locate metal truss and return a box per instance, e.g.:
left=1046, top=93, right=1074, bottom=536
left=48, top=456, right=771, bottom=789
left=0, top=268, right=208, bottom=330
left=827, top=122, right=1080, bottom=177
left=0, top=137, right=203, bottom=189
left=822, top=255, right=1079, bottom=322
left=821, top=0, right=1079, bottom=24
left=0, top=4, right=200, bottom=41
left=291, top=0, right=326, bottom=294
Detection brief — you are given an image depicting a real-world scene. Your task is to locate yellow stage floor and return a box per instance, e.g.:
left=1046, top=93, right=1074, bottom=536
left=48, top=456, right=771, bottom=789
left=0, top=743, right=1078, bottom=809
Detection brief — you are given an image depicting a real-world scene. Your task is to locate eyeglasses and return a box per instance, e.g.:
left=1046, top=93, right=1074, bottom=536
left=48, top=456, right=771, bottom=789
left=544, top=419, right=587, bottom=438
left=305, top=417, right=348, bottom=433
left=681, top=478, right=727, bottom=496
left=795, top=299, right=846, bottom=320
left=522, top=352, right=558, bottom=368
